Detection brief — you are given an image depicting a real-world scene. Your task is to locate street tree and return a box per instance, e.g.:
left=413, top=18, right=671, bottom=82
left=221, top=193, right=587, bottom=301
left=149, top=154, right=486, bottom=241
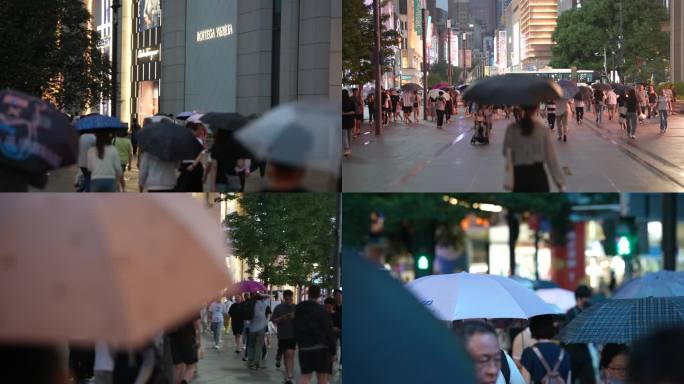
left=343, top=0, right=400, bottom=88
left=0, top=0, right=110, bottom=114
left=427, top=61, right=463, bottom=88
left=551, top=0, right=669, bottom=83
left=226, top=194, right=337, bottom=291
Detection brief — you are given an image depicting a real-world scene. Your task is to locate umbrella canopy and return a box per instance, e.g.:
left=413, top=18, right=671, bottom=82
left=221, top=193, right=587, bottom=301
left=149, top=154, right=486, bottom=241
left=401, top=83, right=423, bottom=92
left=613, top=271, right=684, bottom=299
left=0, top=194, right=232, bottom=348
left=558, top=79, right=580, bottom=100
left=427, top=89, right=451, bottom=101
left=431, top=82, right=451, bottom=90
left=613, top=84, right=635, bottom=95
left=462, top=74, right=563, bottom=106
left=406, top=272, right=560, bottom=321
left=560, top=296, right=684, bottom=344
left=537, top=288, right=576, bottom=312
left=199, top=112, right=248, bottom=133
left=578, top=85, right=594, bottom=98
left=234, top=99, right=341, bottom=174
left=591, top=83, right=612, bottom=91
left=511, top=276, right=560, bottom=291
left=75, top=114, right=127, bottom=133
left=235, top=280, right=267, bottom=293
left=345, top=248, right=476, bottom=383
left=136, top=121, right=204, bottom=162
left=176, top=111, right=194, bottom=121
left=0, top=89, right=78, bottom=174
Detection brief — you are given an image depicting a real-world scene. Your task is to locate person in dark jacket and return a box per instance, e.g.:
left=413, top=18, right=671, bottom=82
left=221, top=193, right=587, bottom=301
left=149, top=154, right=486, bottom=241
left=295, top=285, right=337, bottom=384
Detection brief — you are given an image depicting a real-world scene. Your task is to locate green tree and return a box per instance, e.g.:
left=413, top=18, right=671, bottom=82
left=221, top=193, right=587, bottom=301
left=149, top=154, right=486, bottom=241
left=343, top=0, right=401, bottom=87
left=427, top=60, right=463, bottom=88
left=226, top=194, right=337, bottom=290
left=550, top=0, right=669, bottom=83
left=0, top=0, right=110, bottom=113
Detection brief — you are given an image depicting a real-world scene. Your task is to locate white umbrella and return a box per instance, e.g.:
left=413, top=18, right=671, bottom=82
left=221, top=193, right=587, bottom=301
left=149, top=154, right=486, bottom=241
left=235, top=99, right=341, bottom=175
left=406, top=273, right=560, bottom=321
left=536, top=288, right=576, bottom=312
left=0, top=194, right=232, bottom=348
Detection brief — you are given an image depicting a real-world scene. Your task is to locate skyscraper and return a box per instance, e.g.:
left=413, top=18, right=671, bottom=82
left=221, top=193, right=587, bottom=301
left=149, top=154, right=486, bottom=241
left=469, top=0, right=496, bottom=35
left=449, top=0, right=470, bottom=30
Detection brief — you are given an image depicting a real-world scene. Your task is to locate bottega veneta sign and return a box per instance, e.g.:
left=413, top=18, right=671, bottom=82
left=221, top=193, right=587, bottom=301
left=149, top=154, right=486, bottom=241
left=196, top=24, right=234, bottom=42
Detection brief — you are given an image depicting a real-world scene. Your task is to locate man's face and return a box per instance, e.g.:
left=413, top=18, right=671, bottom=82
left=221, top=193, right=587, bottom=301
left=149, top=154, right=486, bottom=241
left=577, top=296, right=589, bottom=309
left=334, top=292, right=342, bottom=304
left=284, top=295, right=294, bottom=305
left=467, top=333, right=501, bottom=384
left=325, top=304, right=334, bottom=313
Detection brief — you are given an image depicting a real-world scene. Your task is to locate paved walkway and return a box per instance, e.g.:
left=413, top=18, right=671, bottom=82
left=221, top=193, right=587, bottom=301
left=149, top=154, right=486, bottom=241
left=343, top=104, right=684, bottom=192
left=34, top=162, right=337, bottom=192
left=194, top=330, right=341, bottom=384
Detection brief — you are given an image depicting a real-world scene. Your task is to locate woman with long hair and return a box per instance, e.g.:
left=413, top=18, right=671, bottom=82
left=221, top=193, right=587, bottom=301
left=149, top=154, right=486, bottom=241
left=87, top=132, right=124, bottom=192
left=342, top=89, right=355, bottom=157
left=503, top=105, right=565, bottom=192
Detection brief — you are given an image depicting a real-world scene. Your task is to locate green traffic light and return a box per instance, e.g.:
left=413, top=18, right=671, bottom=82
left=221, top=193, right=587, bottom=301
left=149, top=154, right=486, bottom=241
left=417, top=255, right=429, bottom=270
left=617, top=236, right=631, bottom=256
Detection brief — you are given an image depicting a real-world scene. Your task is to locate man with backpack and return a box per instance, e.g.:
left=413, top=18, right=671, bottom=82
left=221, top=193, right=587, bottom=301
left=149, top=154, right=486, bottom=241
left=520, top=315, right=571, bottom=384
left=460, top=321, right=525, bottom=384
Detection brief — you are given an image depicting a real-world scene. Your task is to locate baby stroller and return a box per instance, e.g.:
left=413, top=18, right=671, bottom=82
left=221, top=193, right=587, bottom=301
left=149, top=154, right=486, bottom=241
left=471, top=111, right=490, bottom=145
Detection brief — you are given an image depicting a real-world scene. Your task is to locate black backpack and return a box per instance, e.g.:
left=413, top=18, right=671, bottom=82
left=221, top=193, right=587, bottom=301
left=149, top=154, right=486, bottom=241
left=244, top=299, right=256, bottom=321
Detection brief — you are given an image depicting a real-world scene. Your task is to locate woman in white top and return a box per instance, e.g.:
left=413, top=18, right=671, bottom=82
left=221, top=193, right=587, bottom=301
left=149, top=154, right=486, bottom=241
left=657, top=88, right=671, bottom=134
left=87, top=132, right=124, bottom=192
left=138, top=152, right=179, bottom=192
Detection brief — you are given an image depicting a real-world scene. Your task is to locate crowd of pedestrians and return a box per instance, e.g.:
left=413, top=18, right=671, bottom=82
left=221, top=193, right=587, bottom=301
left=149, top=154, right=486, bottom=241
left=457, top=284, right=684, bottom=384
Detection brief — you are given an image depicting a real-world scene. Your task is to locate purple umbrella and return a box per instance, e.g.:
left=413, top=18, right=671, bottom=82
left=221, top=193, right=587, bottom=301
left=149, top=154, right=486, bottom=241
left=236, top=280, right=267, bottom=293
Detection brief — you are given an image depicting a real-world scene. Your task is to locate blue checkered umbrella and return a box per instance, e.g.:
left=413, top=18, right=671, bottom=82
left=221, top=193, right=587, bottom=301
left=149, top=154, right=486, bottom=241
left=560, top=297, right=684, bottom=344
left=75, top=114, right=126, bottom=133
left=613, top=271, right=684, bottom=299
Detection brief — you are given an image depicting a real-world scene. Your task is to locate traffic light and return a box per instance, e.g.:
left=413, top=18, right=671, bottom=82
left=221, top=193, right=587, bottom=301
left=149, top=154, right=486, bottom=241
left=616, top=236, right=632, bottom=256
left=615, top=217, right=637, bottom=258
left=417, top=255, right=429, bottom=270
left=415, top=254, right=432, bottom=278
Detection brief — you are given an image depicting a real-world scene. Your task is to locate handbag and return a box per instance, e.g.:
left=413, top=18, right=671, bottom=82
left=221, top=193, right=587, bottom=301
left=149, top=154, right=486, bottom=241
left=504, top=147, right=514, bottom=191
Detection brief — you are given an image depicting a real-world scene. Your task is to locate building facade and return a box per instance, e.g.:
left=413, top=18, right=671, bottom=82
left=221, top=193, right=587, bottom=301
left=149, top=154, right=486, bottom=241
left=87, top=0, right=340, bottom=123
left=672, top=0, right=683, bottom=83
left=504, top=0, right=557, bottom=71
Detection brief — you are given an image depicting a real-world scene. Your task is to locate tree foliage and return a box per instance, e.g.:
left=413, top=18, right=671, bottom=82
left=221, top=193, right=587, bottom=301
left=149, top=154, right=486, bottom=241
left=226, top=194, right=337, bottom=290
left=428, top=60, right=463, bottom=88
left=0, top=0, right=111, bottom=113
left=343, top=0, right=401, bottom=87
left=550, top=0, right=669, bottom=83
left=342, top=194, right=620, bottom=249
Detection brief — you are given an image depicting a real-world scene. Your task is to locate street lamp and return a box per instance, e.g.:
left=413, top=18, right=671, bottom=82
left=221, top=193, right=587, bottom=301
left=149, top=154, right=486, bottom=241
left=422, top=3, right=428, bottom=120
left=111, top=0, right=122, bottom=118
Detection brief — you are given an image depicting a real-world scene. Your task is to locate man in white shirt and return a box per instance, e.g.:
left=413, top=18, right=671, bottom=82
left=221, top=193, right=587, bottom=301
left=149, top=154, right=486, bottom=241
left=209, top=299, right=225, bottom=349
left=401, top=92, right=414, bottom=123
left=606, top=90, right=618, bottom=120
left=77, top=133, right=96, bottom=191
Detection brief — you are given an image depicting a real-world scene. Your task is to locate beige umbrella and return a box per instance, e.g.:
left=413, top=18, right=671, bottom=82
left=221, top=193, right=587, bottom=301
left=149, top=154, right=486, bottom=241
left=0, top=194, right=231, bottom=347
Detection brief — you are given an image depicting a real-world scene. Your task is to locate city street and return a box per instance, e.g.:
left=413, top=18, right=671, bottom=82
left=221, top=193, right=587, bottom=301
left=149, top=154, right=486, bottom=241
left=195, top=331, right=342, bottom=384
left=343, top=104, right=684, bottom=192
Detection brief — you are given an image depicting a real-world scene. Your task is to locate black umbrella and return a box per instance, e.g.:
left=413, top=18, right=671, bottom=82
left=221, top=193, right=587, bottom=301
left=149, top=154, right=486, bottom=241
left=0, top=89, right=78, bottom=175
left=462, top=74, right=563, bottom=106
left=591, top=83, right=612, bottom=91
left=199, top=112, right=248, bottom=132
left=401, top=83, right=423, bottom=92
left=613, top=84, right=635, bottom=95
left=136, top=121, right=204, bottom=162
left=199, top=113, right=253, bottom=158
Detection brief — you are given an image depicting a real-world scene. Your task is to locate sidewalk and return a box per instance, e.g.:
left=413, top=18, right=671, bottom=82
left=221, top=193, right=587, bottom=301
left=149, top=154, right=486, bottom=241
left=342, top=106, right=684, bottom=192
left=195, top=330, right=341, bottom=384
